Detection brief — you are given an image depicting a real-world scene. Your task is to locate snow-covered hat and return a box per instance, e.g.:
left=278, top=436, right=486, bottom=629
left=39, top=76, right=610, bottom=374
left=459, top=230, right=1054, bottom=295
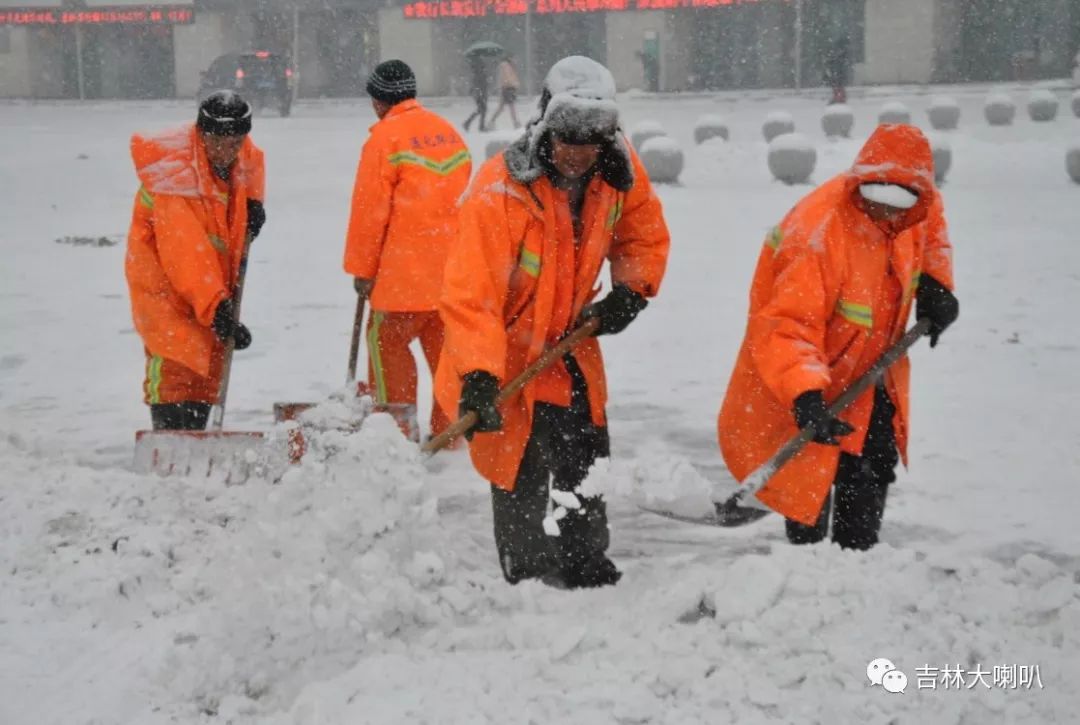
left=503, top=56, right=633, bottom=190
left=539, top=56, right=620, bottom=143
left=858, top=182, right=919, bottom=209
left=197, top=90, right=252, bottom=136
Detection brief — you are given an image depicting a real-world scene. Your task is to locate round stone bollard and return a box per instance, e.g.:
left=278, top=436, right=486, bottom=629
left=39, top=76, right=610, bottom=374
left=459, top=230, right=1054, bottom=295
left=640, top=136, right=684, bottom=184
left=821, top=104, right=854, bottom=138
left=878, top=101, right=911, bottom=125
left=630, top=120, right=666, bottom=150
left=694, top=114, right=729, bottom=144
left=767, top=132, right=816, bottom=185
left=762, top=111, right=795, bottom=142
left=931, top=140, right=951, bottom=185
left=927, top=96, right=961, bottom=130
left=484, top=131, right=520, bottom=160
left=1072, top=90, right=1080, bottom=119
left=1067, top=147, right=1080, bottom=185
left=1027, top=89, right=1059, bottom=122
left=984, top=92, right=1016, bottom=126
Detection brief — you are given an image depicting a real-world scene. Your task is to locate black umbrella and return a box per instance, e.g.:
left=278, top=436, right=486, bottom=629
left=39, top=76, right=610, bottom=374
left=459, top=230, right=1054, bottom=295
left=464, top=41, right=505, bottom=58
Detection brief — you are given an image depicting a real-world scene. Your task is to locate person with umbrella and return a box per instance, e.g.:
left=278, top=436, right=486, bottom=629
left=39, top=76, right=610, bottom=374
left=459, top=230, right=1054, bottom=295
left=462, top=41, right=502, bottom=132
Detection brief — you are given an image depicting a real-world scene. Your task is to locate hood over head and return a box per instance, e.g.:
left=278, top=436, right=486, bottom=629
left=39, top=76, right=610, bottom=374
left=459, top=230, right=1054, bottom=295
left=846, top=123, right=936, bottom=232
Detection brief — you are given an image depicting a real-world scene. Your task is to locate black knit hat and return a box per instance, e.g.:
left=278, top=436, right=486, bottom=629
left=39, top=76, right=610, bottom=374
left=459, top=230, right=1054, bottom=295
left=366, top=60, right=417, bottom=104
left=197, top=90, right=252, bottom=136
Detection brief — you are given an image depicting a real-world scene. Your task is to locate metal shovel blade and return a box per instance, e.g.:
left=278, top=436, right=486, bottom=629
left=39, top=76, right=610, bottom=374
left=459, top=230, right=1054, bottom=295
left=133, top=429, right=265, bottom=481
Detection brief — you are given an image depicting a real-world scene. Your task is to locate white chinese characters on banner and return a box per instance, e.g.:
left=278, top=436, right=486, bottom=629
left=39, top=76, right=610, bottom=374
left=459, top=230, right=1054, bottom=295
left=912, top=664, right=1044, bottom=691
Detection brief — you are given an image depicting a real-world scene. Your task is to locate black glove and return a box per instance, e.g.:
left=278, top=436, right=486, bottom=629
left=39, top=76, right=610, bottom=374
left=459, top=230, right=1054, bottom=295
left=459, top=370, right=503, bottom=440
left=793, top=390, right=855, bottom=445
left=580, top=285, right=648, bottom=337
left=915, top=274, right=958, bottom=348
left=233, top=322, right=252, bottom=351
left=354, top=277, right=374, bottom=298
left=212, top=298, right=236, bottom=342
left=246, top=199, right=265, bottom=240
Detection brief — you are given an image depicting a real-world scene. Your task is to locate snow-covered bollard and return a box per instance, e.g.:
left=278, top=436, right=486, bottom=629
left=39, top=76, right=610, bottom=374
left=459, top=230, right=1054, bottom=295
left=984, top=92, right=1016, bottom=126
left=762, top=111, right=795, bottom=142
left=1067, top=147, right=1080, bottom=184
left=931, top=139, right=951, bottom=184
left=1072, top=90, right=1080, bottom=118
left=878, top=101, right=911, bottom=125
left=767, top=132, right=816, bottom=185
left=484, top=130, right=520, bottom=160
left=639, top=136, right=684, bottom=184
left=927, top=96, right=961, bottom=130
left=630, top=120, right=666, bottom=150
left=1027, top=89, right=1059, bottom=122
left=821, top=104, right=854, bottom=138
left=694, top=114, right=729, bottom=144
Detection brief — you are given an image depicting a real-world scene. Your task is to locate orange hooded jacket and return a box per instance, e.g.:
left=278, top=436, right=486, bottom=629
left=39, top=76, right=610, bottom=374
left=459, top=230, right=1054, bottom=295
left=125, top=124, right=264, bottom=401
left=436, top=138, right=670, bottom=491
left=718, top=124, right=955, bottom=525
left=343, top=99, right=472, bottom=312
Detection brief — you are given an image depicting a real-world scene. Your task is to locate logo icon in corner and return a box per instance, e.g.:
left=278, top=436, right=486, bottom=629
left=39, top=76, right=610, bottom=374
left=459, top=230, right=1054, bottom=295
left=867, top=658, right=907, bottom=694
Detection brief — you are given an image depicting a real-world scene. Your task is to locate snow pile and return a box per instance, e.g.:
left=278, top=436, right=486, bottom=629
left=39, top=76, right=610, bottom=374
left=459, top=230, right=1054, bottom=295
left=931, top=138, right=952, bottom=184
left=484, top=129, right=522, bottom=160
left=821, top=104, right=854, bottom=138
left=639, top=135, right=684, bottom=183
left=262, top=543, right=1079, bottom=724
left=1072, top=89, right=1080, bottom=118
left=927, top=95, right=961, bottom=130
left=985, top=92, right=1016, bottom=126
left=0, top=418, right=508, bottom=723
left=767, top=132, right=817, bottom=184
left=878, top=101, right=911, bottom=125
left=761, top=110, right=795, bottom=142
left=1027, top=89, right=1059, bottom=122
left=693, top=114, right=729, bottom=144
left=1067, top=146, right=1080, bottom=184
left=629, top=119, right=666, bottom=149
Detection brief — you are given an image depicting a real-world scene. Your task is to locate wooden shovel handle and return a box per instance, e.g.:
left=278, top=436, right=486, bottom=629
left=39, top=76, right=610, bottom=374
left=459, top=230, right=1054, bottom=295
left=346, top=293, right=367, bottom=384
left=421, top=318, right=600, bottom=454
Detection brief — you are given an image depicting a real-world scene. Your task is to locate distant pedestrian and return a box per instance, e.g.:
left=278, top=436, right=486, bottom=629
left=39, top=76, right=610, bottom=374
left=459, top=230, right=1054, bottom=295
left=463, top=55, right=490, bottom=132
left=489, top=54, right=522, bottom=129
left=823, top=35, right=851, bottom=105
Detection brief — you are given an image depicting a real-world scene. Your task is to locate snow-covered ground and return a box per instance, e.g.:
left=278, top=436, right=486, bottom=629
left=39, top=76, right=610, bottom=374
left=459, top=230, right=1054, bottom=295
left=2, top=82, right=1079, bottom=724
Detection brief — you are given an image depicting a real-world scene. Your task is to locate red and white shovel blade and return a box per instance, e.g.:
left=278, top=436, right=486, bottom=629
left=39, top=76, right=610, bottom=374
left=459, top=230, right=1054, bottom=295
left=133, top=430, right=265, bottom=480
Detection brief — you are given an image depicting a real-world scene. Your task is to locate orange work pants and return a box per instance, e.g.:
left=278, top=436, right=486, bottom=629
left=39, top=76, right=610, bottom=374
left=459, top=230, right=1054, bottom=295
left=366, top=310, right=452, bottom=439
left=142, top=347, right=224, bottom=405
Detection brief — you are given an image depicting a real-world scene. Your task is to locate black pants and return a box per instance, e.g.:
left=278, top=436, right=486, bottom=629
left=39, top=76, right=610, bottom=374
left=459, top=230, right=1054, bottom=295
left=786, top=385, right=898, bottom=551
left=150, top=402, right=211, bottom=431
left=490, top=356, right=618, bottom=588
left=463, top=91, right=488, bottom=132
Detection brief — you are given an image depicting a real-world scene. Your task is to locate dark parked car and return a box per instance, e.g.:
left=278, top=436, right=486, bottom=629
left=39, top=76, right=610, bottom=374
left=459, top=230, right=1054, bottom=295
left=199, top=51, right=295, bottom=116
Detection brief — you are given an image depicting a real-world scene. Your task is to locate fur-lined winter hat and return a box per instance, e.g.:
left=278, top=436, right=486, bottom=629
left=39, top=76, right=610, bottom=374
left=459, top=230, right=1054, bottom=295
left=504, top=56, right=633, bottom=191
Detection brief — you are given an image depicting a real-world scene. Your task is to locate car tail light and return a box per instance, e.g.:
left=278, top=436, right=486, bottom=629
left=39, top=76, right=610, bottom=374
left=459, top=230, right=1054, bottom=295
left=255, top=51, right=270, bottom=59
left=235, top=69, right=245, bottom=80
left=285, top=68, right=293, bottom=78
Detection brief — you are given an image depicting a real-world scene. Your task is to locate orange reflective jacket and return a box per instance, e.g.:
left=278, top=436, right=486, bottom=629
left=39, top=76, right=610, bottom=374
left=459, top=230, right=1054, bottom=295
left=436, top=143, right=670, bottom=490
left=125, top=124, right=264, bottom=383
left=343, top=100, right=472, bottom=312
left=718, top=124, right=954, bottom=525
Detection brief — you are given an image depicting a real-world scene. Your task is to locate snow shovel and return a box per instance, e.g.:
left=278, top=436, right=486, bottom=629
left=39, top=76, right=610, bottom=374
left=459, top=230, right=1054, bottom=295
left=133, top=235, right=265, bottom=479
left=644, top=318, right=933, bottom=528
left=422, top=317, right=600, bottom=455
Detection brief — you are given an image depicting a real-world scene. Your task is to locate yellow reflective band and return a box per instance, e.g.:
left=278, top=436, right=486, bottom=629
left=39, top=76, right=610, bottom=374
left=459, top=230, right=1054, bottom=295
left=766, top=226, right=784, bottom=251
left=146, top=355, right=163, bottom=404
left=367, top=311, right=389, bottom=404
left=836, top=300, right=873, bottom=329
left=903, top=269, right=922, bottom=304
left=138, top=186, right=154, bottom=209
left=388, top=149, right=471, bottom=176
left=605, top=195, right=624, bottom=230
left=519, top=248, right=540, bottom=277
left=207, top=234, right=228, bottom=254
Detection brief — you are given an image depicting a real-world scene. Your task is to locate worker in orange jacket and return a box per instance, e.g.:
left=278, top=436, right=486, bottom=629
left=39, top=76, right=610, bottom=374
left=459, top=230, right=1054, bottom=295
left=718, top=124, right=959, bottom=550
left=125, top=91, right=266, bottom=430
left=344, top=60, right=472, bottom=441
left=436, top=57, right=671, bottom=588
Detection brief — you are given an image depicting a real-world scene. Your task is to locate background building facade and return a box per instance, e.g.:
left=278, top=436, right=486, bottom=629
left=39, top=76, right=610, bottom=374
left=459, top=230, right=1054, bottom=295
left=1, top=0, right=1077, bottom=99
